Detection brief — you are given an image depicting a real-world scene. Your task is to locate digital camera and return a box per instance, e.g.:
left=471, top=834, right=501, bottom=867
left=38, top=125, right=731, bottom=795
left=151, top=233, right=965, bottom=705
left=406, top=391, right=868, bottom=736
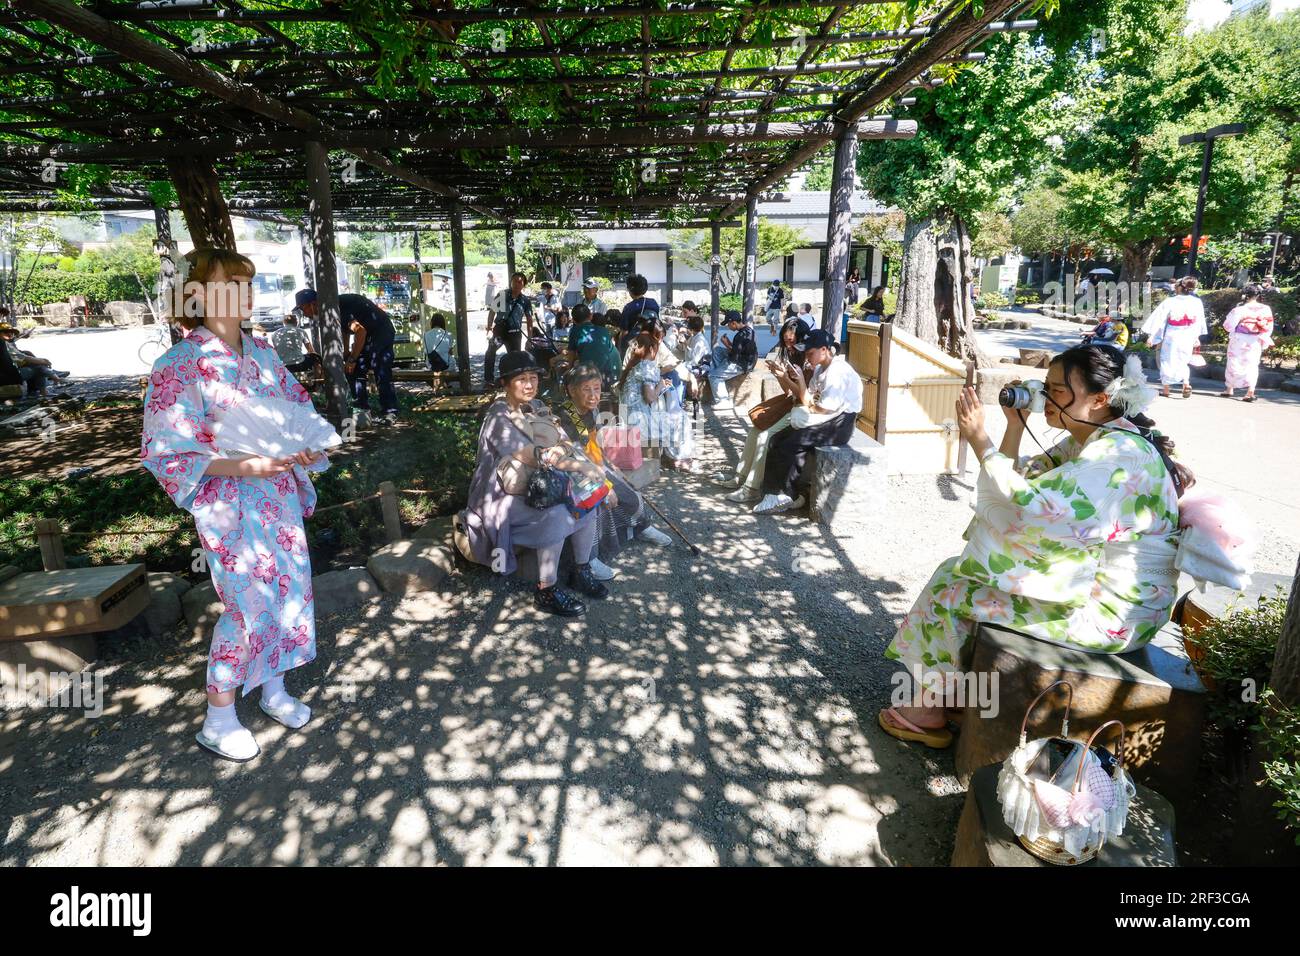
left=998, top=379, right=1046, bottom=413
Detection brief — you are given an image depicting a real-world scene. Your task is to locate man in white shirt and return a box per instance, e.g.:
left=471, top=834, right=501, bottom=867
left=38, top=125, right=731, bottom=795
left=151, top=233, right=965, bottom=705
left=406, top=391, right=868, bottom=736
left=271, top=313, right=320, bottom=376
left=796, top=302, right=816, bottom=332
left=753, top=328, right=863, bottom=515
left=537, top=282, right=562, bottom=335
left=581, top=278, right=607, bottom=317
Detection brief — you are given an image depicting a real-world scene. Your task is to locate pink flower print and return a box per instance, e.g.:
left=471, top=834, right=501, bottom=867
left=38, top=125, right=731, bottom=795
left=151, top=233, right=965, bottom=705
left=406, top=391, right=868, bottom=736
left=257, top=498, right=282, bottom=526
left=276, top=526, right=301, bottom=552
left=273, top=473, right=295, bottom=498
left=195, top=423, right=216, bottom=449
left=220, top=552, right=244, bottom=574
left=195, top=479, right=220, bottom=507
left=1105, top=520, right=1130, bottom=543
left=287, top=624, right=310, bottom=647
left=162, top=455, right=192, bottom=478
left=175, top=359, right=199, bottom=384
left=147, top=366, right=183, bottom=411
left=304, top=585, right=314, bottom=605
left=1121, top=471, right=1146, bottom=497
left=1106, top=626, right=1131, bottom=643
left=1030, top=489, right=1071, bottom=524
left=287, top=382, right=309, bottom=404
left=163, top=479, right=179, bottom=498
left=278, top=574, right=290, bottom=599
left=971, top=587, right=1013, bottom=623
left=197, top=357, right=219, bottom=382
left=251, top=552, right=277, bottom=584
left=227, top=610, right=246, bottom=636
left=998, top=566, right=1032, bottom=593
left=268, top=646, right=281, bottom=670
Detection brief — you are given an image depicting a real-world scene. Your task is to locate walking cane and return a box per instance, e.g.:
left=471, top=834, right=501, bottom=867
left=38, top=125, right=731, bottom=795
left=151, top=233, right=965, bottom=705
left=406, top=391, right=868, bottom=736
left=640, top=491, right=701, bottom=556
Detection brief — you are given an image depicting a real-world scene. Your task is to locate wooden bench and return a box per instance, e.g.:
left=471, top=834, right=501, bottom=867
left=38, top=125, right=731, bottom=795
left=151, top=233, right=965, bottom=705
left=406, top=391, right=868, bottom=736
left=951, top=764, right=1177, bottom=867
left=0, top=563, right=150, bottom=680
left=392, top=368, right=450, bottom=395
left=953, top=622, right=1207, bottom=806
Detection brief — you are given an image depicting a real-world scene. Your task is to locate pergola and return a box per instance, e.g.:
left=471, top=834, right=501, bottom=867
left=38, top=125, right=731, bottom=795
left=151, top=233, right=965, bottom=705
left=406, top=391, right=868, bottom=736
left=0, top=0, right=1034, bottom=412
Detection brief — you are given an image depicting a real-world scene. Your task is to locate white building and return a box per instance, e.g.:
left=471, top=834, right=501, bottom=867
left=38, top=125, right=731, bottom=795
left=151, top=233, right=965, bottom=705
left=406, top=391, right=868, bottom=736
left=565, top=190, right=894, bottom=307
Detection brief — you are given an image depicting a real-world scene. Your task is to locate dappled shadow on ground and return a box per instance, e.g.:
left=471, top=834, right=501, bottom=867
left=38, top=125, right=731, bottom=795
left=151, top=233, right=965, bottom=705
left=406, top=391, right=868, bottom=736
left=0, top=407, right=964, bottom=867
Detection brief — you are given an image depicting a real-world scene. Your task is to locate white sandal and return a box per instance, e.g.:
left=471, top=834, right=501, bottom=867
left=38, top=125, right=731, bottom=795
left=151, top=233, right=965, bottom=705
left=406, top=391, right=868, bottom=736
left=259, top=696, right=312, bottom=730
left=195, top=726, right=261, bottom=762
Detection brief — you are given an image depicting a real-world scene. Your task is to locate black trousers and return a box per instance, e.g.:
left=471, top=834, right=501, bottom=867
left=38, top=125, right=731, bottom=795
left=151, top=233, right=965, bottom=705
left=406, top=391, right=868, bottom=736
left=483, top=328, right=524, bottom=384
left=286, top=354, right=321, bottom=377
left=761, top=411, right=857, bottom=497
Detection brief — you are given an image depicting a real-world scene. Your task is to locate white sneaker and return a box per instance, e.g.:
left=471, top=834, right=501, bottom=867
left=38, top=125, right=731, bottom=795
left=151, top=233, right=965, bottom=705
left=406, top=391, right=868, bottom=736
left=588, top=556, right=618, bottom=580
left=711, top=471, right=740, bottom=487
left=725, top=487, right=756, bottom=503
left=753, top=493, right=804, bottom=515
left=196, top=725, right=261, bottom=762
left=638, top=526, right=673, bottom=547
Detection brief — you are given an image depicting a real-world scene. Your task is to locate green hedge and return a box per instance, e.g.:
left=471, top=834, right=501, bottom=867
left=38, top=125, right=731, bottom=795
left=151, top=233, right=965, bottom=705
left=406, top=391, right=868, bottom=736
left=17, top=269, right=145, bottom=308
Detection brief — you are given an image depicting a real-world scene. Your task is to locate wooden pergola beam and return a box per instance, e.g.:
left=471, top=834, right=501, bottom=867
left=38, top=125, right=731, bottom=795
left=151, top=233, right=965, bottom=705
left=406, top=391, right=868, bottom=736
left=8, top=0, right=502, bottom=222
left=0, top=119, right=916, bottom=162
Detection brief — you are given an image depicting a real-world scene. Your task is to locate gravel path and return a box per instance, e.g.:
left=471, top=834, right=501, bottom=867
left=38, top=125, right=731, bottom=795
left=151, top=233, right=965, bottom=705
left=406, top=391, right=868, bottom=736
left=3, top=318, right=1295, bottom=866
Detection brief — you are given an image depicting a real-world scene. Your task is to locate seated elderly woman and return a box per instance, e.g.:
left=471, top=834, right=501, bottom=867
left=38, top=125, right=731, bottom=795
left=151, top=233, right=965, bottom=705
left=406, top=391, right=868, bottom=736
left=459, top=351, right=613, bottom=617
left=878, top=343, right=1193, bottom=748
left=553, top=363, right=675, bottom=580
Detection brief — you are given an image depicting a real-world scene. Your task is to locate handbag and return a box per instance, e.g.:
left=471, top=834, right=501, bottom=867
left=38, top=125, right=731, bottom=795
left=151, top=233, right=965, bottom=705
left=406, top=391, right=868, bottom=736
left=526, top=465, right=570, bottom=511
left=748, top=393, right=795, bottom=431
left=996, top=681, right=1136, bottom=865
left=496, top=404, right=566, bottom=494
left=599, top=425, right=644, bottom=471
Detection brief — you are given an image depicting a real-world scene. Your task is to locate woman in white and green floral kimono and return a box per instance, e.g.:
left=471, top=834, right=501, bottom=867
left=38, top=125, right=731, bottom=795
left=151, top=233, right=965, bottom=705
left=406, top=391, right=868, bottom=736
left=879, top=344, right=1193, bottom=749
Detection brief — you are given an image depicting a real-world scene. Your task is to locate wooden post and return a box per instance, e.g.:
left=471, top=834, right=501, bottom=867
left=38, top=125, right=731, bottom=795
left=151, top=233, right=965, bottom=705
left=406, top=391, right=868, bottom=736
left=33, top=518, right=66, bottom=571
left=449, top=202, right=472, bottom=393
left=505, top=222, right=517, bottom=279
left=304, top=140, right=351, bottom=426
left=741, top=193, right=758, bottom=322
left=822, top=124, right=859, bottom=332
left=297, top=226, right=320, bottom=356
left=377, top=481, right=403, bottom=543
left=709, top=222, right=721, bottom=345
left=152, top=206, right=176, bottom=324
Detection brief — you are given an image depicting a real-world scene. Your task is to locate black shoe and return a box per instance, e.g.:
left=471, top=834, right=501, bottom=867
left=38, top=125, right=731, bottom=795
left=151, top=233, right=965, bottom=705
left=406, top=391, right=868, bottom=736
left=534, top=585, right=586, bottom=616
left=569, top=564, right=609, bottom=599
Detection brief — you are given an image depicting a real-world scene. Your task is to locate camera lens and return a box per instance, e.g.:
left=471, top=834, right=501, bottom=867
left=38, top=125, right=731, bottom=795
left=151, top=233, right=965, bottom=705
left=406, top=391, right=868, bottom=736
left=998, top=385, right=1029, bottom=409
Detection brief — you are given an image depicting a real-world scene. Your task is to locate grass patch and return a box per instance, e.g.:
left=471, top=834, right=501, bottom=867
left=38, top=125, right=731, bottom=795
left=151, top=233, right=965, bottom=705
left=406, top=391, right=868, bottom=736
left=0, top=389, right=480, bottom=575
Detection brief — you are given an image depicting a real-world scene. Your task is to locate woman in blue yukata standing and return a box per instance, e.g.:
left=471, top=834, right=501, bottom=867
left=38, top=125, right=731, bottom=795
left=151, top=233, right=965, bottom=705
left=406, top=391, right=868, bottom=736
left=140, top=248, right=327, bottom=762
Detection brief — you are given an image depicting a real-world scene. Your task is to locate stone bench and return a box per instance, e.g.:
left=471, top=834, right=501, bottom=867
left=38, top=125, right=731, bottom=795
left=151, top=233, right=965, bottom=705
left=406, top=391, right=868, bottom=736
left=953, top=622, right=1206, bottom=805
left=951, top=764, right=1177, bottom=867
left=800, top=429, right=888, bottom=528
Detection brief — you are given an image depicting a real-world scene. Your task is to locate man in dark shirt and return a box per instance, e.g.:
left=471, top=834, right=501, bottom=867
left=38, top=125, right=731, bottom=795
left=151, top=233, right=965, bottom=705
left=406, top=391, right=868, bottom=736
left=485, top=271, right=534, bottom=386
left=296, top=289, right=399, bottom=420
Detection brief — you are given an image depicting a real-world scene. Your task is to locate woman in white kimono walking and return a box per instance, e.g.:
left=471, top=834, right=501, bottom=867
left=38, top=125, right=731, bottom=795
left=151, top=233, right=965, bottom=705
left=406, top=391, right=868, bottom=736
left=1141, top=276, right=1207, bottom=398
left=141, top=248, right=328, bottom=762
left=1219, top=283, right=1275, bottom=403
left=877, top=343, right=1192, bottom=749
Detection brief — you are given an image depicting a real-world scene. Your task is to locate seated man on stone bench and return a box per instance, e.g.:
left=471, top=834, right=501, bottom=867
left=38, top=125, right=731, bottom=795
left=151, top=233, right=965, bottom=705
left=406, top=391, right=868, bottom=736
left=877, top=343, right=1193, bottom=750
left=752, top=329, right=862, bottom=516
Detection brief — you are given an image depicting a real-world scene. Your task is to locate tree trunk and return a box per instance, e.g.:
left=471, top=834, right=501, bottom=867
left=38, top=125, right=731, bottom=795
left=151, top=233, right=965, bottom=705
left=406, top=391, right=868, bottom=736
left=895, top=212, right=991, bottom=368
left=166, top=156, right=237, bottom=250
left=1119, top=240, right=1157, bottom=287
left=1271, top=552, right=1300, bottom=708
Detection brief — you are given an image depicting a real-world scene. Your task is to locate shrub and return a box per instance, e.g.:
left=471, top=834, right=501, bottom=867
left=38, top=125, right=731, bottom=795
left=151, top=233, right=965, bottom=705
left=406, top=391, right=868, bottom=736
left=16, top=269, right=148, bottom=310
left=1256, top=689, right=1300, bottom=845
left=719, top=292, right=743, bottom=313
left=1015, top=284, right=1042, bottom=305
left=1192, top=591, right=1288, bottom=732
left=975, top=290, right=1010, bottom=310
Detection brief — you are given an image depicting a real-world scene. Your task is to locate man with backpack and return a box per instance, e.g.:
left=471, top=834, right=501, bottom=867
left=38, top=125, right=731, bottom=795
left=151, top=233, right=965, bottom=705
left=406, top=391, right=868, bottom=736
left=484, top=271, right=534, bottom=385
left=705, top=309, right=757, bottom=410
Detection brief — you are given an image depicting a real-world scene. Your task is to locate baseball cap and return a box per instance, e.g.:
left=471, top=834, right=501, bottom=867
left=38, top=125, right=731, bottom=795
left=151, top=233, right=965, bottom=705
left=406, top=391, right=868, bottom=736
left=295, top=289, right=318, bottom=307
left=723, top=309, right=744, bottom=324
left=582, top=278, right=599, bottom=289
left=803, top=329, right=835, bottom=350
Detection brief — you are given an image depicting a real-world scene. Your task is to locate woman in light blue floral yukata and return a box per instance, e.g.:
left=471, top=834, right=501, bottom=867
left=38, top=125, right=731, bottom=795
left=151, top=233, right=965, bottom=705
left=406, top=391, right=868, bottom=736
left=141, top=249, right=327, bottom=763
left=879, top=344, right=1192, bottom=749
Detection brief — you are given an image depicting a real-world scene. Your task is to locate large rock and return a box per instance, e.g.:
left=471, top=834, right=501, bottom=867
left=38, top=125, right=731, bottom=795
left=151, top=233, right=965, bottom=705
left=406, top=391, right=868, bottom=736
left=181, top=580, right=223, bottom=638
left=139, top=571, right=191, bottom=638
left=367, top=539, right=455, bottom=595
left=40, top=303, right=72, bottom=327
left=804, top=430, right=888, bottom=529
left=312, top=567, right=381, bottom=616
left=106, top=300, right=149, bottom=326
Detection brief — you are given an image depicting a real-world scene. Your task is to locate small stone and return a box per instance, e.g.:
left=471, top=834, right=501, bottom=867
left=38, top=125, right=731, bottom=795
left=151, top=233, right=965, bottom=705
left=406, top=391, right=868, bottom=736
left=367, top=540, right=455, bottom=595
